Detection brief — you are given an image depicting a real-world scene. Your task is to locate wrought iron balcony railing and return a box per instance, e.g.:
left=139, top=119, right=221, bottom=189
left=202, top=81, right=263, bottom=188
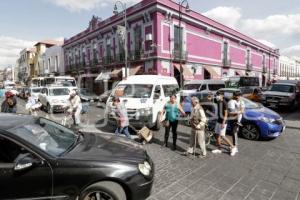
left=172, top=49, right=188, bottom=61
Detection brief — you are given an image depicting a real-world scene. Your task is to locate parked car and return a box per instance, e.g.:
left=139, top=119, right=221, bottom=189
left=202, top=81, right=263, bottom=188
left=78, top=88, right=99, bottom=102
left=38, top=87, right=70, bottom=113
left=225, top=76, right=261, bottom=96
left=20, top=87, right=44, bottom=100
left=182, top=79, right=225, bottom=97
left=182, top=88, right=285, bottom=140
left=106, top=75, right=180, bottom=130
left=0, top=113, right=154, bottom=200
left=262, top=80, right=300, bottom=109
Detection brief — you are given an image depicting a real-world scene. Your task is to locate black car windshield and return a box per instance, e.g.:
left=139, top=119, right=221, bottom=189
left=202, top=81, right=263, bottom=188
left=49, top=88, right=70, bottom=96
left=8, top=118, right=77, bottom=157
left=114, top=84, right=153, bottom=98
left=183, top=84, right=200, bottom=90
left=270, top=84, right=295, bottom=93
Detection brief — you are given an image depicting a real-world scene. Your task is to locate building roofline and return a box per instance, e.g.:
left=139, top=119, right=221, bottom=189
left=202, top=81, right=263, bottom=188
left=63, top=0, right=279, bottom=55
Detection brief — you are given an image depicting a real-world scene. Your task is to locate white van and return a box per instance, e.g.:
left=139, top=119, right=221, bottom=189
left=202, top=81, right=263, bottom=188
left=182, top=79, right=225, bottom=96
left=106, top=75, right=180, bottom=130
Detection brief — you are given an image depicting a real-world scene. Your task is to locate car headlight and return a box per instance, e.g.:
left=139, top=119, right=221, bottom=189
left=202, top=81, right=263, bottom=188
left=138, top=161, right=152, bottom=176
left=260, top=117, right=275, bottom=123
left=139, top=108, right=152, bottom=116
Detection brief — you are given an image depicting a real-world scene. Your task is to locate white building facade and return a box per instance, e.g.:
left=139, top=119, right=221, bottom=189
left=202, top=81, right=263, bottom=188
left=279, top=56, right=300, bottom=80
left=41, top=45, right=65, bottom=75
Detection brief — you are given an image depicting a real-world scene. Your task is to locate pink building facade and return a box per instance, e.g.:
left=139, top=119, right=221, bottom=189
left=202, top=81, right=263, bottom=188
left=63, top=0, right=279, bottom=91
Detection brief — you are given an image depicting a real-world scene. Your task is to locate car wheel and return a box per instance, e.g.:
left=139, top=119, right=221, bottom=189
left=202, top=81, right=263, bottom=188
left=240, top=123, right=260, bottom=141
left=153, top=113, right=161, bottom=131
left=80, top=181, right=126, bottom=200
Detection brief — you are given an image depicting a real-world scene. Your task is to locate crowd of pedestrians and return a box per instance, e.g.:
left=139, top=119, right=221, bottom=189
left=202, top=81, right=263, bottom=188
left=109, top=89, right=244, bottom=158
left=1, top=87, right=244, bottom=158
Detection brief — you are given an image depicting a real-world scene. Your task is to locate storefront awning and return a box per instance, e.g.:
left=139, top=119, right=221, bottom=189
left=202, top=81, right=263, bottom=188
left=174, top=64, right=194, bottom=79
left=203, top=66, right=221, bottom=79
left=235, top=69, right=245, bottom=76
left=94, top=72, right=111, bottom=82
left=129, top=65, right=142, bottom=76
left=111, top=68, right=122, bottom=78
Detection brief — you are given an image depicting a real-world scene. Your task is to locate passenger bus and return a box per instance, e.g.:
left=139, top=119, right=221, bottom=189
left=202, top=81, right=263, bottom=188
left=30, top=76, right=77, bottom=90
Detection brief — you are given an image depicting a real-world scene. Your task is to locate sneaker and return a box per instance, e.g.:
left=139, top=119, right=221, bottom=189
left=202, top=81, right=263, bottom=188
left=212, top=149, right=222, bottom=154
left=230, top=147, right=238, bottom=156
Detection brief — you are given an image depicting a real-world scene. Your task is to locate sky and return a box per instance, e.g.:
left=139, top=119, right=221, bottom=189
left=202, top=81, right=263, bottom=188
left=1, top=0, right=300, bottom=69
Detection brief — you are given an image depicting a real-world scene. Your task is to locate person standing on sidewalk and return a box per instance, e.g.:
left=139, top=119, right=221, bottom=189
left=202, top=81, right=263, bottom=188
left=185, top=97, right=207, bottom=157
left=160, top=94, right=186, bottom=150
left=228, top=91, right=244, bottom=153
left=112, top=97, right=131, bottom=139
left=212, top=91, right=237, bottom=156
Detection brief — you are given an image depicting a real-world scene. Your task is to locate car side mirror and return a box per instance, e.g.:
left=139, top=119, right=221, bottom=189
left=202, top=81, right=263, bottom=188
left=14, top=153, right=40, bottom=172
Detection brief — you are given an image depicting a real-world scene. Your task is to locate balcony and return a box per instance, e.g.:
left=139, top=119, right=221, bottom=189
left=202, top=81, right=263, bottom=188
left=172, top=49, right=188, bottom=61
left=129, top=50, right=143, bottom=61
left=222, top=59, right=231, bottom=68
left=246, top=63, right=253, bottom=71
left=116, top=53, right=125, bottom=63
left=103, top=56, right=114, bottom=65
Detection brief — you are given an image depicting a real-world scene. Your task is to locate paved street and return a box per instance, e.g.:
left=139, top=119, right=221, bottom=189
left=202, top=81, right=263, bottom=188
left=8, top=98, right=300, bottom=200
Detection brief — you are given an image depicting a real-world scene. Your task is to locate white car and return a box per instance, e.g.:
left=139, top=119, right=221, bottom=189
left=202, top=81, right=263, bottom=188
left=38, top=87, right=70, bottom=113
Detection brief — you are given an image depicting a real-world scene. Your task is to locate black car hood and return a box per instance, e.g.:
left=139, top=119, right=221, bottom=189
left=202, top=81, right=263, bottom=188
left=63, top=132, right=146, bottom=164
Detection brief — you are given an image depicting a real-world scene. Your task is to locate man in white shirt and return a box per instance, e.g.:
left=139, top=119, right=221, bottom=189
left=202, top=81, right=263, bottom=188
left=227, top=91, right=244, bottom=155
left=68, top=90, right=82, bottom=126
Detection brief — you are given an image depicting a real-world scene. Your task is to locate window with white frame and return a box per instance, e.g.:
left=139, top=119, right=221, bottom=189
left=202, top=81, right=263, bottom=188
left=55, top=56, right=58, bottom=72
left=134, top=25, right=142, bottom=52
left=174, top=25, right=183, bottom=51
left=223, top=41, right=229, bottom=61
left=246, top=49, right=251, bottom=65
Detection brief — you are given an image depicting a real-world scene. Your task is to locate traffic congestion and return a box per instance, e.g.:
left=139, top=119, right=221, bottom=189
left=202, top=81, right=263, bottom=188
left=0, top=73, right=293, bottom=199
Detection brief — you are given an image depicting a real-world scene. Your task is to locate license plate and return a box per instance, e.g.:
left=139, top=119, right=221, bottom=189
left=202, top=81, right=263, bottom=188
left=90, top=100, right=94, bottom=103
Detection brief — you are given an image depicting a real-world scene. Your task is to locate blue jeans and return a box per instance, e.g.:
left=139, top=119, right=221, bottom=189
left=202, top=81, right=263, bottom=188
left=115, top=126, right=131, bottom=139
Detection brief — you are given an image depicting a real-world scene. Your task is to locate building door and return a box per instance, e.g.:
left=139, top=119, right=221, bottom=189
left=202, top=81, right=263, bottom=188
left=262, top=75, right=266, bottom=87
left=204, top=69, right=211, bottom=79
left=174, top=66, right=181, bottom=85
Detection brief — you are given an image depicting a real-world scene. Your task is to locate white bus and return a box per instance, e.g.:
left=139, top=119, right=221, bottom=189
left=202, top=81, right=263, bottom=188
left=31, top=76, right=77, bottom=90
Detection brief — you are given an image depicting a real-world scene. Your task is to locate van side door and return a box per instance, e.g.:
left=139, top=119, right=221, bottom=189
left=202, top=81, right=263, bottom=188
left=152, top=85, right=163, bottom=123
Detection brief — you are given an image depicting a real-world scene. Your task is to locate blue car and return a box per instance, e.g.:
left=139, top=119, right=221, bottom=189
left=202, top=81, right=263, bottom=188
left=181, top=89, right=285, bottom=140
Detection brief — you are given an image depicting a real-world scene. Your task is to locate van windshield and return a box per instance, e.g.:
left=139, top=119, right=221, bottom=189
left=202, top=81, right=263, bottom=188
left=183, top=84, right=200, bottom=90
left=208, top=84, right=225, bottom=91
left=114, top=84, right=153, bottom=98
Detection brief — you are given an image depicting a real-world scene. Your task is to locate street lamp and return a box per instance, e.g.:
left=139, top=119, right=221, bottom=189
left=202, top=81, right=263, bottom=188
left=113, top=1, right=128, bottom=78
left=178, top=0, right=190, bottom=88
